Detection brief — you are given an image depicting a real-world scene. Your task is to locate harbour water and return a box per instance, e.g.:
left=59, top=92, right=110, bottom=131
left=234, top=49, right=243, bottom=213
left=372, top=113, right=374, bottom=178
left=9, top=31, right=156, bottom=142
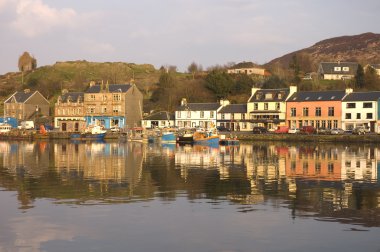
left=0, top=140, right=379, bottom=251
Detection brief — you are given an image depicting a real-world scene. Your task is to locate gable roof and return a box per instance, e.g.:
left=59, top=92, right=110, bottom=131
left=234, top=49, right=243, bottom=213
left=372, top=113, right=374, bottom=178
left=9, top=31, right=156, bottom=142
left=248, top=88, right=290, bottom=102
left=218, top=104, right=247, bottom=113
left=5, top=90, right=36, bottom=103
left=143, top=111, right=174, bottom=121
left=287, top=90, right=346, bottom=102
left=343, top=91, right=380, bottom=102
left=60, top=92, right=84, bottom=103
left=318, top=62, right=358, bottom=75
left=176, top=103, right=221, bottom=111
left=85, top=84, right=132, bottom=93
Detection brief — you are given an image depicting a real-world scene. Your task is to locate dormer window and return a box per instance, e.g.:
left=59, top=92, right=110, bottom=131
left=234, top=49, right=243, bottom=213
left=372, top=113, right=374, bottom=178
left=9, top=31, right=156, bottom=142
left=278, top=93, right=282, bottom=99
left=343, top=67, right=349, bottom=72
left=305, top=97, right=310, bottom=100
left=334, top=67, right=341, bottom=71
left=265, top=93, right=272, bottom=100
left=317, top=96, right=322, bottom=100
left=331, top=96, right=335, bottom=100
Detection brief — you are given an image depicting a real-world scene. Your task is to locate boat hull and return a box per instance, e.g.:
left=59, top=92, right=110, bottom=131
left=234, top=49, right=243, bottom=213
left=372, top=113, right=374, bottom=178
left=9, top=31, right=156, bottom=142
left=70, top=132, right=106, bottom=140
left=161, top=132, right=176, bottom=143
left=193, top=136, right=219, bottom=146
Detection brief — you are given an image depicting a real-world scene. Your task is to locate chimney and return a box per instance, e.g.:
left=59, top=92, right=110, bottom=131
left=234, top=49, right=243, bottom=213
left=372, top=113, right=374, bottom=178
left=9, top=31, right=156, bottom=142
left=345, top=88, right=353, bottom=94
left=219, top=99, right=230, bottom=106
left=62, top=89, right=68, bottom=95
left=181, top=98, right=187, bottom=106
left=89, top=81, right=96, bottom=87
left=289, top=85, right=297, bottom=96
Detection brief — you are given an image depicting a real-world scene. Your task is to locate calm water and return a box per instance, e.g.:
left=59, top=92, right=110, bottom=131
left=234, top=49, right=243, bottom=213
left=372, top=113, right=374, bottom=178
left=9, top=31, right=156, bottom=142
left=0, top=140, right=379, bottom=252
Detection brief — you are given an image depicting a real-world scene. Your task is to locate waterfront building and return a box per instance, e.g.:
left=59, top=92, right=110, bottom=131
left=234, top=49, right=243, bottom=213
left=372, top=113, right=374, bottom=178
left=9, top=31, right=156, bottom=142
left=175, top=98, right=225, bottom=128
left=142, top=111, right=174, bottom=129
left=4, top=89, right=49, bottom=122
left=318, top=62, right=358, bottom=80
left=286, top=89, right=351, bottom=129
left=54, top=90, right=86, bottom=132
left=247, top=86, right=297, bottom=131
left=217, top=104, right=249, bottom=131
left=341, top=91, right=380, bottom=132
left=83, top=82, right=143, bottom=129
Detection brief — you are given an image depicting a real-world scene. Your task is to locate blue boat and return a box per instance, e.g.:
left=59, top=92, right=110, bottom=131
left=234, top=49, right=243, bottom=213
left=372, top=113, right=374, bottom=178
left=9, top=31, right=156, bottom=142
left=70, top=125, right=106, bottom=141
left=193, top=130, right=219, bottom=146
left=161, top=131, right=176, bottom=143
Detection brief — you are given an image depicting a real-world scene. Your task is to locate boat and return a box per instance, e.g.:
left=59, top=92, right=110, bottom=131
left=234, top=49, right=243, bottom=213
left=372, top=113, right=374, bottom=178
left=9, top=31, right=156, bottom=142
left=176, top=128, right=195, bottom=144
left=128, top=127, right=148, bottom=142
left=219, top=134, right=239, bottom=146
left=70, top=125, right=106, bottom=140
left=193, top=128, right=219, bottom=146
left=160, top=128, right=177, bottom=143
left=0, top=123, right=12, bottom=134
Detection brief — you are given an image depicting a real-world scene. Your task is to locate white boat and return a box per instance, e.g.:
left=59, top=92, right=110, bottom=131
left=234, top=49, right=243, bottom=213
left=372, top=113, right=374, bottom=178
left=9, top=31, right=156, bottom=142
left=0, top=123, right=12, bottom=134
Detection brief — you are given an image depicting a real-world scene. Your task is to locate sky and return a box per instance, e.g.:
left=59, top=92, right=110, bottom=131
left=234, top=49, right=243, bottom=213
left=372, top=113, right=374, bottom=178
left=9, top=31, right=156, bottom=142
left=0, top=0, right=379, bottom=74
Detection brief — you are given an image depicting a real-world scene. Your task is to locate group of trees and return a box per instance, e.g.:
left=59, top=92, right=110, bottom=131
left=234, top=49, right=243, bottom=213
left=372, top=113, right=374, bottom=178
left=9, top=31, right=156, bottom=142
left=355, top=64, right=380, bottom=90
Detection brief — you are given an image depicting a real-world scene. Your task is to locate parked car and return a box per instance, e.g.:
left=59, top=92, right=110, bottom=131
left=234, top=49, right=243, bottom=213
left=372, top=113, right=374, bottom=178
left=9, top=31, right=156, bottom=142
left=352, top=127, right=367, bottom=135
left=252, top=126, right=267, bottom=134
left=330, top=128, right=344, bottom=134
left=288, top=128, right=300, bottom=134
left=317, top=128, right=331, bottom=134
left=217, top=125, right=231, bottom=132
left=274, top=126, right=289, bottom=134
left=300, top=126, right=316, bottom=134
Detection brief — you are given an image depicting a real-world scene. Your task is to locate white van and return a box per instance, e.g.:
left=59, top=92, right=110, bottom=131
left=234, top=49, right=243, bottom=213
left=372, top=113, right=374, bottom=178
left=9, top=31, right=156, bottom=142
left=18, top=121, right=35, bottom=130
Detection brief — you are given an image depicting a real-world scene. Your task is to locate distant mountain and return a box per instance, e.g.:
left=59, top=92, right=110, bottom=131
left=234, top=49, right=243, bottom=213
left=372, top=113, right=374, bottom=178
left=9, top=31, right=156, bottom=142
left=266, top=32, right=380, bottom=73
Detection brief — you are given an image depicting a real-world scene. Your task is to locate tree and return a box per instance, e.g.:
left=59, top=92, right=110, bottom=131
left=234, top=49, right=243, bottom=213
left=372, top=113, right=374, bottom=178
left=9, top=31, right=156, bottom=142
left=355, top=64, right=365, bottom=89
left=289, top=54, right=301, bottom=85
left=364, top=65, right=379, bottom=90
left=232, top=74, right=254, bottom=94
left=261, top=75, right=287, bottom=89
left=187, top=62, right=200, bottom=80
left=18, top=52, right=37, bottom=72
left=204, top=70, right=234, bottom=98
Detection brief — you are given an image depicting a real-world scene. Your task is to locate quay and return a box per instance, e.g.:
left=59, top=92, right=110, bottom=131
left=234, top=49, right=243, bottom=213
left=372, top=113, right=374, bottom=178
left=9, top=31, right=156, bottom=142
left=1, top=129, right=380, bottom=144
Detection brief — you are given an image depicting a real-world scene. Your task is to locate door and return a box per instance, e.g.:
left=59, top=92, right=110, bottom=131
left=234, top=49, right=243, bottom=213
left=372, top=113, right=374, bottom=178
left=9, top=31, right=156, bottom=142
left=62, top=123, right=67, bottom=131
left=75, top=123, right=79, bottom=132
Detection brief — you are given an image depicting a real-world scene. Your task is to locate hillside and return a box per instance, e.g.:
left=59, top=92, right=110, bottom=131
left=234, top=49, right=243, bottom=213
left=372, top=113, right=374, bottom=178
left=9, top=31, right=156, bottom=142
left=266, top=32, right=380, bottom=73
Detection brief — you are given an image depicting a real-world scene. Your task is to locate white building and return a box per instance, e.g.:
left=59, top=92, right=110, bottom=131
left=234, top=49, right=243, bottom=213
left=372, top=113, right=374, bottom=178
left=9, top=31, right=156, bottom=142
left=341, top=91, right=380, bottom=132
left=142, top=111, right=174, bottom=129
left=247, top=86, right=297, bottom=131
left=217, top=104, right=249, bottom=131
left=318, top=62, right=358, bottom=80
left=175, top=98, right=226, bottom=129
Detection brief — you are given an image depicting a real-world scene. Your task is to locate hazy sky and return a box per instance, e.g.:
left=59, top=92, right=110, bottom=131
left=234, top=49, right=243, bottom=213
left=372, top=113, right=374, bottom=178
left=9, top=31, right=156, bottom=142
left=0, top=0, right=379, bottom=74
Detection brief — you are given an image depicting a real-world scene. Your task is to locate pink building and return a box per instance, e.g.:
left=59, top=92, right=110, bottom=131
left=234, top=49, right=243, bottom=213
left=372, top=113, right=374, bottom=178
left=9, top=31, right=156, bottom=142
left=286, top=89, right=352, bottom=129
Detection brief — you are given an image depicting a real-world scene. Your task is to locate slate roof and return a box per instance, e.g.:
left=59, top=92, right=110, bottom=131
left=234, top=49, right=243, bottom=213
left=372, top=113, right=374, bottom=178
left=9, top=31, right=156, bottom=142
left=176, top=103, right=221, bottom=111
left=343, top=91, right=380, bottom=102
left=248, top=88, right=289, bottom=102
left=318, top=62, right=358, bottom=75
left=218, top=104, right=247, bottom=113
left=60, top=92, right=84, bottom=103
left=143, top=111, right=174, bottom=121
left=85, top=84, right=132, bottom=93
left=5, top=91, right=35, bottom=103
left=287, top=90, right=346, bottom=102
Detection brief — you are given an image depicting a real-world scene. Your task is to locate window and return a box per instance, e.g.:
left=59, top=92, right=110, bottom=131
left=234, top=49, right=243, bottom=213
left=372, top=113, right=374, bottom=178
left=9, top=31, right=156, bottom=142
left=315, top=162, right=321, bottom=174
left=210, top=111, right=214, bottom=118
left=276, top=103, right=280, bottom=110
left=321, top=120, right=326, bottom=128
left=346, top=103, right=356, bottom=108
left=254, top=103, right=258, bottom=110
left=345, top=113, right=351, bottom=119
left=291, top=108, right=296, bottom=117
left=333, top=120, right=338, bottom=128
left=187, top=111, right=191, bottom=118
left=264, top=103, right=268, bottom=110
left=221, top=113, right=225, bottom=120
left=334, top=67, right=341, bottom=71
left=363, top=102, right=372, bottom=108
left=366, top=113, right=373, bottom=119
left=328, top=163, right=334, bottom=174
left=327, top=120, right=332, bottom=129
left=113, top=94, right=121, bottom=101
left=342, top=67, right=349, bottom=72
left=328, top=107, right=334, bottom=116
left=303, top=107, right=309, bottom=116
left=200, top=111, right=204, bottom=118
left=177, top=111, right=181, bottom=118
left=265, top=93, right=272, bottom=99
left=90, top=94, right=95, bottom=101
left=357, top=113, right=361, bottom=119
left=102, top=107, right=107, bottom=113
left=102, top=95, right=107, bottom=101
left=88, top=107, right=95, bottom=113
left=315, top=107, right=321, bottom=117
left=241, top=114, right=245, bottom=120
left=113, top=106, right=121, bottom=113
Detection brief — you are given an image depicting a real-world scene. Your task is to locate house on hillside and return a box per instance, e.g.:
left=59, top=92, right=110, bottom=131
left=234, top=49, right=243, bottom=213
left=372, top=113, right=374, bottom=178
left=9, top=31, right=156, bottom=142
left=286, top=89, right=352, bottom=129
left=54, top=90, right=86, bottom=132
left=341, top=91, right=380, bottom=132
left=217, top=104, right=249, bottom=131
left=84, top=81, right=143, bottom=129
left=175, top=98, right=227, bottom=128
left=142, top=111, right=174, bottom=129
left=4, top=89, right=49, bottom=123
left=365, top=64, right=380, bottom=76
left=318, top=62, right=358, bottom=80
left=247, top=86, right=297, bottom=131
left=227, top=62, right=269, bottom=76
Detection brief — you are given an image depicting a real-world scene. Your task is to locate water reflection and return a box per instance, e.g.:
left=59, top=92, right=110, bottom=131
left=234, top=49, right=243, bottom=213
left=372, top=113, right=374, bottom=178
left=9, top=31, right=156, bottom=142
left=0, top=141, right=379, bottom=227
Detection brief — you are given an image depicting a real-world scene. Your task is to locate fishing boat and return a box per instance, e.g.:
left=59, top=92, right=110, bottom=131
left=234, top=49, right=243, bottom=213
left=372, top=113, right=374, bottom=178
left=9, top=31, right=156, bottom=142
left=176, top=128, right=195, bottom=144
left=0, top=123, right=12, bottom=134
left=160, top=128, right=177, bottom=143
left=193, top=128, right=219, bottom=146
left=70, top=125, right=106, bottom=140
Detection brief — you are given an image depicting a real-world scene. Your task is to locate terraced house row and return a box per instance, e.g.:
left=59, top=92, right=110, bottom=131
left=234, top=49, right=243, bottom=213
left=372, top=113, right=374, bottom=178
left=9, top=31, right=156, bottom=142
left=144, top=86, right=380, bottom=133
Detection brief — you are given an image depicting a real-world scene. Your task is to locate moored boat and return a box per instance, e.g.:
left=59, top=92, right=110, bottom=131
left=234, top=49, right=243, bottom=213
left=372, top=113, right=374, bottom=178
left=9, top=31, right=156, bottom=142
left=0, top=123, right=12, bottom=134
left=70, top=125, right=106, bottom=140
left=193, top=129, right=219, bottom=146
left=219, top=134, right=239, bottom=146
